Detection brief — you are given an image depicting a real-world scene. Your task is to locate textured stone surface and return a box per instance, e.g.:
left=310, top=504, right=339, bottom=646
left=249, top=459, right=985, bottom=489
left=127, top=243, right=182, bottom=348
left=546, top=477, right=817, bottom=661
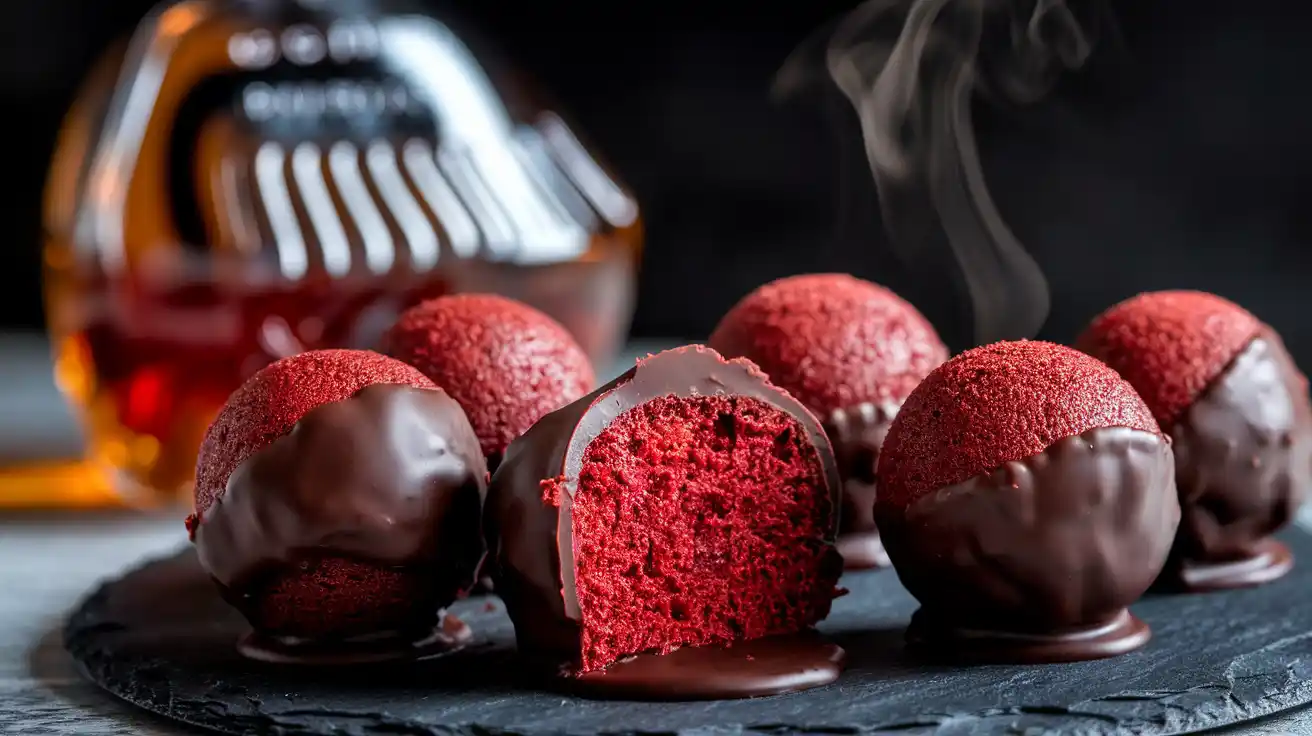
left=2, top=512, right=184, bottom=736
left=65, top=529, right=1312, bottom=736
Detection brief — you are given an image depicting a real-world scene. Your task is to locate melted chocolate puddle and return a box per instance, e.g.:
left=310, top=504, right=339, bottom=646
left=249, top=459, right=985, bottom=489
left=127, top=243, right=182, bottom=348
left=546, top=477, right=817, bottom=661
left=568, top=633, right=845, bottom=700
left=907, top=609, right=1150, bottom=665
left=1172, top=537, right=1293, bottom=593
left=237, top=613, right=475, bottom=665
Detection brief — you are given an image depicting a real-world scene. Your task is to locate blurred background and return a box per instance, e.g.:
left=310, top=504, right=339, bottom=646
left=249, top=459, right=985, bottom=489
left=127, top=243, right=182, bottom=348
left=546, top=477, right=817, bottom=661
left=0, top=0, right=1305, bottom=353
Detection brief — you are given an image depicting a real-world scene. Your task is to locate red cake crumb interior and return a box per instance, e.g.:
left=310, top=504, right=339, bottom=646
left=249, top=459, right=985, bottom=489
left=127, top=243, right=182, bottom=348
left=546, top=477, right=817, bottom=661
left=570, top=394, right=835, bottom=673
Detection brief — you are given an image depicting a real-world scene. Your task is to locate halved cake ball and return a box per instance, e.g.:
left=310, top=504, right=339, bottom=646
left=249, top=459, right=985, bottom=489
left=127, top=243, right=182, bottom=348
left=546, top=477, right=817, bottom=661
left=876, top=341, right=1180, bottom=663
left=385, top=293, right=596, bottom=471
left=1079, top=290, right=1312, bottom=591
left=709, top=273, right=948, bottom=569
left=486, top=346, right=845, bottom=699
left=188, top=349, right=487, bottom=663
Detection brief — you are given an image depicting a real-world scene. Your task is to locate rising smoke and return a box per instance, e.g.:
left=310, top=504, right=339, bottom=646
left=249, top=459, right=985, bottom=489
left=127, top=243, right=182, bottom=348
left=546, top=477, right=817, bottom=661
left=779, top=0, right=1111, bottom=344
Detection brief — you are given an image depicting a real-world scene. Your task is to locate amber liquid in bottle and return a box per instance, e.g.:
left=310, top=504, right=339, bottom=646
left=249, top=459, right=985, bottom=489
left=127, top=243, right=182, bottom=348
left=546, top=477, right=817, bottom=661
left=40, top=0, right=642, bottom=504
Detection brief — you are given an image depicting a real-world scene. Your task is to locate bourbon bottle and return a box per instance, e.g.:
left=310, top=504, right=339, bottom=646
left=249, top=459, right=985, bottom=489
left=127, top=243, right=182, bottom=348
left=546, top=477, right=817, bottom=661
left=41, top=0, right=642, bottom=504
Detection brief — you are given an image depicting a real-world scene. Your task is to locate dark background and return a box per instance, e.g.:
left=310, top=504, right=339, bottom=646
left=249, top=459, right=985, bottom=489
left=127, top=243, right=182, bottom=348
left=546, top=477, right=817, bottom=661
left=3, top=0, right=1311, bottom=360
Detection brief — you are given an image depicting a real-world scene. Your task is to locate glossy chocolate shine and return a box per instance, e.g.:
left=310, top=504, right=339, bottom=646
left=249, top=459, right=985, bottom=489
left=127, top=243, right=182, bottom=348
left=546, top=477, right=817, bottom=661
left=571, top=633, right=846, bottom=700
left=1165, top=331, right=1312, bottom=589
left=193, top=384, right=487, bottom=607
left=877, top=427, right=1179, bottom=662
left=485, top=346, right=841, bottom=679
left=824, top=401, right=898, bottom=569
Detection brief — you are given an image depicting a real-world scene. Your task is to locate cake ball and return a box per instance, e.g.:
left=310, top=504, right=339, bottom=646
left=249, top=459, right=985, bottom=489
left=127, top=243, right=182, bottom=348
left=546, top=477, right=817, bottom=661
left=709, top=273, right=948, bottom=569
left=876, top=341, right=1180, bottom=663
left=1078, top=291, right=1312, bottom=592
left=385, top=293, right=596, bottom=470
left=188, top=349, right=487, bottom=663
left=486, top=346, right=845, bottom=699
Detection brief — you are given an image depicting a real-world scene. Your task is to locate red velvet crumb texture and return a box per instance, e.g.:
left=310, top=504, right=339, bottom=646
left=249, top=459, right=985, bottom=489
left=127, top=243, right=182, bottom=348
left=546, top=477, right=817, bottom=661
left=1077, top=290, right=1262, bottom=427
left=386, top=293, right=595, bottom=463
left=569, top=393, right=839, bottom=673
left=193, top=349, right=437, bottom=639
left=709, top=273, right=948, bottom=415
left=877, top=340, right=1161, bottom=510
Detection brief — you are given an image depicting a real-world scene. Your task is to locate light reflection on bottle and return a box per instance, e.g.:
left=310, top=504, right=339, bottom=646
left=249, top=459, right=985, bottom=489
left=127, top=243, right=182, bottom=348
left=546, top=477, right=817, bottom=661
left=366, top=140, right=439, bottom=269
left=291, top=142, right=353, bottom=276
left=329, top=141, right=395, bottom=274
left=253, top=141, right=309, bottom=279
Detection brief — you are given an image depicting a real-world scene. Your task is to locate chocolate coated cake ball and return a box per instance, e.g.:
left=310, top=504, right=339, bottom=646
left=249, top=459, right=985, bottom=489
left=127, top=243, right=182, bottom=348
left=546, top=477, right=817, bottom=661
left=876, top=341, right=1180, bottom=663
left=1079, top=290, right=1312, bottom=591
left=710, top=273, right=948, bottom=569
left=189, top=349, right=487, bottom=663
left=486, top=346, right=845, bottom=699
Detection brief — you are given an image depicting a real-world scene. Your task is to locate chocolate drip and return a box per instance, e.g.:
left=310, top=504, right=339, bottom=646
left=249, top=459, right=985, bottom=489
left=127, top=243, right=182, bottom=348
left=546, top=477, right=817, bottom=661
left=1163, top=331, right=1312, bottom=591
left=824, top=401, right=899, bottom=569
left=877, top=427, right=1179, bottom=663
left=485, top=346, right=841, bottom=676
left=193, top=384, right=487, bottom=614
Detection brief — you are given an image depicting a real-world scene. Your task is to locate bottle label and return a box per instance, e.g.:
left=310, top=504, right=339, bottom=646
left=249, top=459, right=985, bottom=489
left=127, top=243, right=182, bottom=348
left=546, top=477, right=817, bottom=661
left=163, top=16, right=633, bottom=275
left=239, top=79, right=424, bottom=124
left=228, top=19, right=382, bottom=70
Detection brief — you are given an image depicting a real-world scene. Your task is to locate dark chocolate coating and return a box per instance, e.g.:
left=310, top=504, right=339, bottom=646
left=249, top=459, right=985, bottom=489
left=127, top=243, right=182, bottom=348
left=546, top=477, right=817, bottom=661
left=824, top=401, right=898, bottom=569
left=877, top=427, right=1179, bottom=662
left=1163, top=331, right=1312, bottom=590
left=485, top=345, right=842, bottom=670
left=193, top=384, right=487, bottom=638
left=570, top=633, right=845, bottom=700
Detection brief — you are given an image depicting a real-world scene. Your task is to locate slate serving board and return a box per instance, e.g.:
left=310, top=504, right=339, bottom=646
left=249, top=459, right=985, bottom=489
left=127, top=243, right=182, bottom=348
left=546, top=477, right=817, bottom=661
left=65, top=530, right=1312, bottom=736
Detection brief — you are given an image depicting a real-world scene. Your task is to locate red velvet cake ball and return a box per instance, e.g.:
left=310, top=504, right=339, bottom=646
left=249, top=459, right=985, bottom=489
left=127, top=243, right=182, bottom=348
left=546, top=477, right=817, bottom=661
left=189, top=349, right=487, bottom=661
left=710, top=273, right=946, bottom=419
left=1079, top=291, right=1312, bottom=591
left=385, top=294, right=595, bottom=468
left=486, top=346, right=845, bottom=698
left=709, top=273, right=948, bottom=569
left=876, top=341, right=1180, bottom=663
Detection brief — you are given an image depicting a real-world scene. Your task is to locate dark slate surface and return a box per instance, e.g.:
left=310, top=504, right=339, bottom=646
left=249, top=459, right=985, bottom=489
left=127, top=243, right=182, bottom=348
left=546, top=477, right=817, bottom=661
left=65, top=530, right=1312, bottom=736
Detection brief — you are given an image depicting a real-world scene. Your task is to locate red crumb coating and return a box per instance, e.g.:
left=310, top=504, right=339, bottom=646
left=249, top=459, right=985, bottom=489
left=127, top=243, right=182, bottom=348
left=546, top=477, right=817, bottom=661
left=193, top=349, right=436, bottom=639
left=571, top=394, right=836, bottom=672
left=1077, top=291, right=1262, bottom=427
left=709, top=274, right=948, bottom=415
left=386, top=294, right=595, bottom=463
left=878, top=341, right=1161, bottom=509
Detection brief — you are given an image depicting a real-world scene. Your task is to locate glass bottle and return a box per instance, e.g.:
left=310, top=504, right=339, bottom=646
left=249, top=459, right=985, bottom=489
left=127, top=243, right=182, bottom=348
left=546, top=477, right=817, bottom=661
left=40, top=0, right=643, bottom=505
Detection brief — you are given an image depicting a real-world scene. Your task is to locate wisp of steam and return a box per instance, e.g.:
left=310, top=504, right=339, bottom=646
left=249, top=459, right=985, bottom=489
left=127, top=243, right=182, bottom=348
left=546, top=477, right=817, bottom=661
left=778, top=0, right=1110, bottom=344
